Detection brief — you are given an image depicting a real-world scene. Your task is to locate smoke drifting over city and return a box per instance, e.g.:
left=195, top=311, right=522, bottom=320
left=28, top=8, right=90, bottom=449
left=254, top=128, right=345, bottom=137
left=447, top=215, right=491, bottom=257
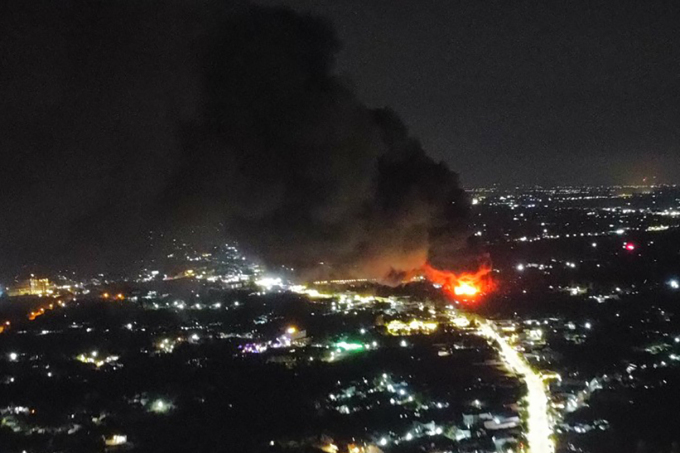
left=1, top=1, right=468, bottom=278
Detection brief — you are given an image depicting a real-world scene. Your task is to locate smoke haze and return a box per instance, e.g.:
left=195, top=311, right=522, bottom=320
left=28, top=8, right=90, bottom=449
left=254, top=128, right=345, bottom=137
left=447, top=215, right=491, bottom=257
left=0, top=1, right=469, bottom=278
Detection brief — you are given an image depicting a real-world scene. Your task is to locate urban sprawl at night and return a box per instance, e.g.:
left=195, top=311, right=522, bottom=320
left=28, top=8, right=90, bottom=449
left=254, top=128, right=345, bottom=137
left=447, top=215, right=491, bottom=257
left=2, top=185, right=679, bottom=453
left=2, top=2, right=679, bottom=452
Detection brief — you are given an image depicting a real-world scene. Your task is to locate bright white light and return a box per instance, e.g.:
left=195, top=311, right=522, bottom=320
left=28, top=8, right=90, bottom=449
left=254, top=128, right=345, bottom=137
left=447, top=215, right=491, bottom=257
left=8, top=352, right=18, bottom=361
left=516, top=264, right=525, bottom=272
left=151, top=399, right=170, bottom=413
left=400, top=339, right=408, bottom=347
left=615, top=229, right=625, bottom=235
left=669, top=279, right=679, bottom=290
left=379, top=438, right=388, bottom=446
left=105, top=435, right=127, bottom=446
left=360, top=328, right=366, bottom=334
left=405, top=432, right=413, bottom=441
left=478, top=321, right=554, bottom=453
left=255, top=277, right=282, bottom=290
left=584, top=322, right=592, bottom=329
left=191, top=334, right=199, bottom=341
left=592, top=242, right=597, bottom=247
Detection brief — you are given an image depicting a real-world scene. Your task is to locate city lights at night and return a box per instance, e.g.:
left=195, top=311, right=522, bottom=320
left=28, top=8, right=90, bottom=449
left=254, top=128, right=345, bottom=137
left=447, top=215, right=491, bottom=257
left=1, top=1, right=679, bottom=453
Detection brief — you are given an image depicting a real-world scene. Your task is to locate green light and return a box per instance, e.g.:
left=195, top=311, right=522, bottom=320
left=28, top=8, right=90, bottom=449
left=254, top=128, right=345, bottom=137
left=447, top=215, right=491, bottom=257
left=335, top=341, right=364, bottom=352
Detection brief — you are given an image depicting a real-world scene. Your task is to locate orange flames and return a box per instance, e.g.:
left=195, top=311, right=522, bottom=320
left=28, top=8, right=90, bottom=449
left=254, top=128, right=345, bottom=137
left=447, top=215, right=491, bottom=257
left=423, top=262, right=494, bottom=301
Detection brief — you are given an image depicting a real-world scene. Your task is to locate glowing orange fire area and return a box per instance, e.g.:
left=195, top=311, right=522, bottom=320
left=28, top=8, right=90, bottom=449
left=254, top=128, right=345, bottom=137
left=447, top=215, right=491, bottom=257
left=423, top=263, right=494, bottom=301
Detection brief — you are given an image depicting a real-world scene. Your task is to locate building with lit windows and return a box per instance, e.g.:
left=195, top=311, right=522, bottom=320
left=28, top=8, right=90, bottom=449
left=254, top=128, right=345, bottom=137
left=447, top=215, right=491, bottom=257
left=7, top=277, right=55, bottom=297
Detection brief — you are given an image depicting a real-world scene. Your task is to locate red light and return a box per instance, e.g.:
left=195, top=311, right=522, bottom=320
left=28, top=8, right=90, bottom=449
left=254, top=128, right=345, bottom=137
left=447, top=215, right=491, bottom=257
left=423, top=263, right=494, bottom=303
left=624, top=242, right=636, bottom=251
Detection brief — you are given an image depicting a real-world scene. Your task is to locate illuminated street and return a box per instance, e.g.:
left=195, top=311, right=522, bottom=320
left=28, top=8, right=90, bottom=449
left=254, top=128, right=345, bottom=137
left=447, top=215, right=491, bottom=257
left=2, top=0, right=680, bottom=451
left=477, top=319, right=555, bottom=453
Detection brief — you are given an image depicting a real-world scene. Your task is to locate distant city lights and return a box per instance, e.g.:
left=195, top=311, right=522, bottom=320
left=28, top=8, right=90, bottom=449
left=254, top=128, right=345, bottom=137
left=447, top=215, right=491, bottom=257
left=386, top=319, right=438, bottom=336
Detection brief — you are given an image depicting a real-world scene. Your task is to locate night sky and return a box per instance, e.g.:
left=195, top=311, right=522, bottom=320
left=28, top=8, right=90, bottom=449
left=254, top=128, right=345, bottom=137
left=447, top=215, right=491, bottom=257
left=1, top=0, right=678, bottom=275
left=258, top=0, right=680, bottom=186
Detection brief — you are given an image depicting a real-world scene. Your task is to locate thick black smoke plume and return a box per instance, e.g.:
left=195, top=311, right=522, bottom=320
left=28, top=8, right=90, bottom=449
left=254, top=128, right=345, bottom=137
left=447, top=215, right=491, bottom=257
left=0, top=1, right=469, bottom=278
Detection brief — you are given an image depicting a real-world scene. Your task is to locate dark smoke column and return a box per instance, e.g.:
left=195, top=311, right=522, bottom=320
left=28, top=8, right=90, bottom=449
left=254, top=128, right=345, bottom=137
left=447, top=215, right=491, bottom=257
left=169, top=5, right=470, bottom=279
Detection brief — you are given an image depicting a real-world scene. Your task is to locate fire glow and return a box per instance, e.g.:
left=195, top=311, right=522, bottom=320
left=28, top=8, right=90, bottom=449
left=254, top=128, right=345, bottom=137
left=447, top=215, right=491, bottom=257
left=423, top=263, right=494, bottom=301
